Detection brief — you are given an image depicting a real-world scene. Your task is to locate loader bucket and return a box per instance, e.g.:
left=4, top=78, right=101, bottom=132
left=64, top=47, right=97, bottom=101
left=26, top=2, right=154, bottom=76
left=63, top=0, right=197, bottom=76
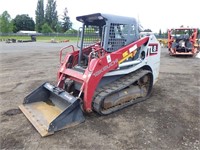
left=19, top=83, right=85, bottom=137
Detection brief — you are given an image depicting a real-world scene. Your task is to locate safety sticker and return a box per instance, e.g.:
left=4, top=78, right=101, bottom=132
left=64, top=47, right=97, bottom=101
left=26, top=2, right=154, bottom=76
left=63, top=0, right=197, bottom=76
left=129, top=44, right=137, bottom=53
left=106, top=55, right=111, bottom=63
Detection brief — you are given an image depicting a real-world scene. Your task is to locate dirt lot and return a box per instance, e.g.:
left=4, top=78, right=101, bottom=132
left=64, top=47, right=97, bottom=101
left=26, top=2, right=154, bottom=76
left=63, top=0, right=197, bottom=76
left=0, top=42, right=199, bottom=150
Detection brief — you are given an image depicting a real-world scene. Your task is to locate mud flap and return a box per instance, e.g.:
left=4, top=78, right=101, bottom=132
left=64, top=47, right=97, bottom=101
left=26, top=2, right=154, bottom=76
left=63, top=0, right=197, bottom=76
left=19, top=83, right=85, bottom=137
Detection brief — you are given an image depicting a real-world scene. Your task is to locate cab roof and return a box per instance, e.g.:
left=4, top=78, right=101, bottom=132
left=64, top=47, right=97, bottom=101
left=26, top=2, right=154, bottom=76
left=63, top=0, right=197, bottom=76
left=76, top=13, right=137, bottom=26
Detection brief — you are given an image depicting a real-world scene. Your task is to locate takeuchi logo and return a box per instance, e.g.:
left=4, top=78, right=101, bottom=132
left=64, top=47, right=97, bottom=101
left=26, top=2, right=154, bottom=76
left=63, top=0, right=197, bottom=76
left=93, top=59, right=118, bottom=77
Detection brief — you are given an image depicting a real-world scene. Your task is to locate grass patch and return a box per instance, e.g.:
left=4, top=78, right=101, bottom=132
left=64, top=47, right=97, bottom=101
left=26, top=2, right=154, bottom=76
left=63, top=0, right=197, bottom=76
left=0, top=35, right=77, bottom=42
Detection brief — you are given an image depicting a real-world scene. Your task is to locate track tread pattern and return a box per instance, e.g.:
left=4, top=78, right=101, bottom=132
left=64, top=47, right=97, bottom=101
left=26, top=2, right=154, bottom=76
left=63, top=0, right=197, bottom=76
left=92, top=69, right=153, bottom=115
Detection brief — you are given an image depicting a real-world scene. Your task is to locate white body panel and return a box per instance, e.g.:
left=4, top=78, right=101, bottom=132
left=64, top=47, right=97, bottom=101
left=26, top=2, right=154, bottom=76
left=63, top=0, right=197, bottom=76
left=104, top=34, right=161, bottom=84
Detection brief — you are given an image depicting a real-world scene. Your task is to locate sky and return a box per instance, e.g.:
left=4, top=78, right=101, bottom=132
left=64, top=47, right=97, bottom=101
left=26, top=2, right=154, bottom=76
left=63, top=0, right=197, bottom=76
left=0, top=0, right=199, bottom=33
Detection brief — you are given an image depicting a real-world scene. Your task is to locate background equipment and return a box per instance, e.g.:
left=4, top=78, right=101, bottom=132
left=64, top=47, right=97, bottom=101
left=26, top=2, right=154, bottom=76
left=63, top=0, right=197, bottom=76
left=168, top=28, right=199, bottom=56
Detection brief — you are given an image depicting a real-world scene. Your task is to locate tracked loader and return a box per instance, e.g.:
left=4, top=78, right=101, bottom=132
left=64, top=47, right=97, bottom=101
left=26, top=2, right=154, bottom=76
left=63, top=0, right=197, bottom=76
left=19, top=13, right=161, bottom=137
left=168, top=28, right=199, bottom=56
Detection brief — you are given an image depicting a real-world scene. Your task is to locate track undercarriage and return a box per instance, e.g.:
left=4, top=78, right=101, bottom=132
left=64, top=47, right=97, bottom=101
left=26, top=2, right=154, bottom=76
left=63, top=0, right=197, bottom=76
left=65, top=69, right=153, bottom=115
left=93, top=69, right=153, bottom=115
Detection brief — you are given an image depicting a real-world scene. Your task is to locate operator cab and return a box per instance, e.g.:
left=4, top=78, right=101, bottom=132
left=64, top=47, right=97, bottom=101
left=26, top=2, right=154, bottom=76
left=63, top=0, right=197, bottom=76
left=76, top=13, right=139, bottom=53
left=76, top=13, right=139, bottom=67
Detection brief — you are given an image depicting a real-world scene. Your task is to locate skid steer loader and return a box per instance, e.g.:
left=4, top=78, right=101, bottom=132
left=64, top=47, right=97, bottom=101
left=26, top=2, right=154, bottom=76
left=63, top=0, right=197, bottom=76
left=19, top=13, right=161, bottom=137
left=168, top=28, right=199, bottom=56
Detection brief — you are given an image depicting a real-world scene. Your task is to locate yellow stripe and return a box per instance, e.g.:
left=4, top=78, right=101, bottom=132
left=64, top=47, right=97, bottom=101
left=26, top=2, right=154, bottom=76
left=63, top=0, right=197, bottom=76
left=122, top=51, right=128, bottom=57
left=119, top=53, right=133, bottom=64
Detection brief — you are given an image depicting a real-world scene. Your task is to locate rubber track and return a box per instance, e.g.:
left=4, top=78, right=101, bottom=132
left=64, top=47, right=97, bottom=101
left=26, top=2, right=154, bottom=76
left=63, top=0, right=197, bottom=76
left=92, top=69, right=153, bottom=115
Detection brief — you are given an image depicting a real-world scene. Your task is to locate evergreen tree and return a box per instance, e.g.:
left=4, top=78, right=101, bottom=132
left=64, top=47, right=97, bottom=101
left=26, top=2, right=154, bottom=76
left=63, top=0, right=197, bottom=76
left=159, top=29, right=162, bottom=36
left=35, top=0, right=44, bottom=32
left=61, top=8, right=72, bottom=32
left=0, top=11, right=13, bottom=33
left=41, top=23, right=53, bottom=33
left=45, top=0, right=58, bottom=31
left=55, top=21, right=62, bottom=33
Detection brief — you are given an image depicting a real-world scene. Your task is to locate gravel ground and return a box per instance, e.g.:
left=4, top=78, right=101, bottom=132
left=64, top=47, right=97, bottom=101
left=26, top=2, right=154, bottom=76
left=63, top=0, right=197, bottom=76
left=0, top=42, right=199, bottom=150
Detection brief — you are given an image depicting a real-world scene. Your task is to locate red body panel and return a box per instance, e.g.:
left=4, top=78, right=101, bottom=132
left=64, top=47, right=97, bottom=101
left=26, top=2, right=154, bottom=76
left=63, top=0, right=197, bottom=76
left=57, top=37, right=149, bottom=112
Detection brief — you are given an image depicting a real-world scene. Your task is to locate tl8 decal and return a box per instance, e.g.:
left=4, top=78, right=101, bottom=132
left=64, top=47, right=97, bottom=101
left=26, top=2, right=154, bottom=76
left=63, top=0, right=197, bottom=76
left=147, top=44, right=158, bottom=56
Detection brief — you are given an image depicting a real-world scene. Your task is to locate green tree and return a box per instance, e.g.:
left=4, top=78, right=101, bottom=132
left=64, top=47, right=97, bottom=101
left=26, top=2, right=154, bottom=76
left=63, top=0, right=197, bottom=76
left=41, top=23, right=53, bottom=33
left=61, top=8, right=72, bottom=32
left=0, top=11, right=13, bottom=33
left=65, top=28, right=77, bottom=34
left=55, top=21, right=62, bottom=33
left=144, top=29, right=152, bottom=32
left=35, top=0, right=44, bottom=32
left=45, top=0, right=58, bottom=31
left=12, top=14, right=35, bottom=33
left=159, top=29, right=162, bottom=36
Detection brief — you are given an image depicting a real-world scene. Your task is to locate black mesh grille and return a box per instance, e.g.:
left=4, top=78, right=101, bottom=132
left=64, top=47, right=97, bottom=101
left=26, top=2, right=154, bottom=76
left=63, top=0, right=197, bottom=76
left=83, top=25, right=101, bottom=48
left=107, top=23, right=128, bottom=52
